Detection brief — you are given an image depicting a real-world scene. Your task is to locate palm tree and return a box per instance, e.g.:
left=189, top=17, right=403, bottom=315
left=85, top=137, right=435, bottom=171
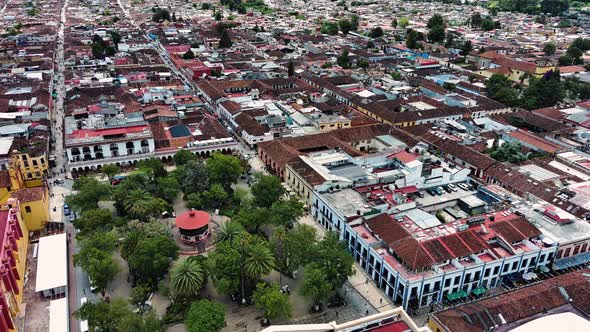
left=215, top=221, right=244, bottom=244
left=272, top=227, right=287, bottom=283
left=124, top=189, right=158, bottom=221
left=244, top=243, right=275, bottom=280
left=170, top=258, right=205, bottom=299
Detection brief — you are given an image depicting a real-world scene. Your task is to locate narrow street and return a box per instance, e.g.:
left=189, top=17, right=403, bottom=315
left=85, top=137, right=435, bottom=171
left=50, top=1, right=82, bottom=331
left=51, top=0, right=67, bottom=175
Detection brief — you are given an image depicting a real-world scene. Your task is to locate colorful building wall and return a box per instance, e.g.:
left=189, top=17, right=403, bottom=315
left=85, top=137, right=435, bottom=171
left=14, top=152, right=48, bottom=188
left=0, top=199, right=28, bottom=332
left=0, top=158, right=49, bottom=231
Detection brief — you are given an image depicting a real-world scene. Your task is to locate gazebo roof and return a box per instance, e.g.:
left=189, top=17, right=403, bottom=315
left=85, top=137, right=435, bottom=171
left=175, top=210, right=210, bottom=230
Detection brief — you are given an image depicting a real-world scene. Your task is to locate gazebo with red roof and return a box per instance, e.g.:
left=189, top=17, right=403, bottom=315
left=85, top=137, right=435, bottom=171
left=175, top=210, right=210, bottom=243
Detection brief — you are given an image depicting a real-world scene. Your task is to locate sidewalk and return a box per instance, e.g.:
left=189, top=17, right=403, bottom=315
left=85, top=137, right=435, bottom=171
left=298, top=215, right=393, bottom=313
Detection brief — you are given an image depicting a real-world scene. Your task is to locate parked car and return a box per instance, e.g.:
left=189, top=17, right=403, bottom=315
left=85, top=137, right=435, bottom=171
left=435, top=187, right=444, bottom=195
left=63, top=204, right=71, bottom=216
left=111, top=175, right=127, bottom=186
left=443, top=185, right=452, bottom=193
left=427, top=188, right=436, bottom=196
left=447, top=183, right=458, bottom=192
left=457, top=183, right=470, bottom=191
left=416, top=191, right=425, bottom=198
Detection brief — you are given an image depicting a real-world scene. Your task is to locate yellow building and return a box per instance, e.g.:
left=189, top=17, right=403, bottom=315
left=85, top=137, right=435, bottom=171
left=0, top=156, right=49, bottom=231
left=12, top=136, right=49, bottom=187
left=0, top=198, right=29, bottom=332
left=316, top=114, right=352, bottom=131
left=476, top=54, right=556, bottom=85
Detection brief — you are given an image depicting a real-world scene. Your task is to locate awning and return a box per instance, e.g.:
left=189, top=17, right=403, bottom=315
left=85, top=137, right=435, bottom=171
left=554, top=251, right=590, bottom=270
left=399, top=185, right=419, bottom=194
left=447, top=290, right=469, bottom=301
left=472, top=286, right=487, bottom=296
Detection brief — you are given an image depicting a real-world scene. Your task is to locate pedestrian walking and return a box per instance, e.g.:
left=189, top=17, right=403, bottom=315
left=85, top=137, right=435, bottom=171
left=380, top=298, right=383, bottom=304
left=365, top=310, right=369, bottom=315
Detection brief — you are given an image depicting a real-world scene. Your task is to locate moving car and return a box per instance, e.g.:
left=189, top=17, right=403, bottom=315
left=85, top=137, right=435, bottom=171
left=63, top=204, right=71, bottom=216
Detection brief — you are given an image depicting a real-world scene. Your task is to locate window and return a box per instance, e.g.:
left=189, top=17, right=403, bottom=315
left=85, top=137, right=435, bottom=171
left=521, top=259, right=527, bottom=269
left=582, top=244, right=588, bottom=253
left=454, top=276, right=460, bottom=285
left=502, top=264, right=509, bottom=273
left=557, top=250, right=563, bottom=259
left=474, top=271, right=481, bottom=280
left=493, top=266, right=499, bottom=275
left=564, top=248, right=571, bottom=257
left=444, top=278, right=451, bottom=287
left=573, top=245, right=580, bottom=256
left=484, top=268, right=490, bottom=277
left=25, top=206, right=31, bottom=213
left=539, top=254, right=545, bottom=263
left=511, top=261, right=518, bottom=270
left=32, top=160, right=38, bottom=166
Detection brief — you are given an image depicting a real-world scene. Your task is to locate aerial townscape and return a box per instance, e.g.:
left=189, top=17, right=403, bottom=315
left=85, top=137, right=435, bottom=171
left=2, top=0, right=590, bottom=331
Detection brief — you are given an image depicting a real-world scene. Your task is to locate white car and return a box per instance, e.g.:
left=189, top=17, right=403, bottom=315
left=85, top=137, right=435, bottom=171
left=447, top=183, right=458, bottom=192
left=457, top=183, right=470, bottom=191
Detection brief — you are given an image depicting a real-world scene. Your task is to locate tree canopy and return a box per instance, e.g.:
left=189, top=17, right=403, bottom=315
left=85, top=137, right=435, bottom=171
left=253, top=282, right=292, bottom=320
left=251, top=175, right=284, bottom=208
left=489, top=142, right=527, bottom=164
left=66, top=177, right=111, bottom=211
left=74, top=230, right=120, bottom=296
left=170, top=257, right=206, bottom=299
left=185, top=300, right=226, bottom=332
left=77, top=299, right=165, bottom=332
left=175, top=159, right=210, bottom=195
left=125, top=230, right=178, bottom=288
left=206, top=152, right=243, bottom=192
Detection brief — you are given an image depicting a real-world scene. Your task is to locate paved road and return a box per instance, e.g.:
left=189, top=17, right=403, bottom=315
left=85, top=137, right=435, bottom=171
left=51, top=0, right=67, bottom=175
left=51, top=1, right=85, bottom=331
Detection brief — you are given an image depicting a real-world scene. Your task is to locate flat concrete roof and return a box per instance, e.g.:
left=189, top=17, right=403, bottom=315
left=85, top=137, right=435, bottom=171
left=49, top=298, right=68, bottom=332
left=35, top=233, right=67, bottom=292
left=323, top=188, right=372, bottom=218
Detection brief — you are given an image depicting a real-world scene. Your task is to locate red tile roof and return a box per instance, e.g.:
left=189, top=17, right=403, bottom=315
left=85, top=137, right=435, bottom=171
left=70, top=125, right=149, bottom=138
left=431, top=269, right=590, bottom=332
left=507, top=129, right=563, bottom=153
